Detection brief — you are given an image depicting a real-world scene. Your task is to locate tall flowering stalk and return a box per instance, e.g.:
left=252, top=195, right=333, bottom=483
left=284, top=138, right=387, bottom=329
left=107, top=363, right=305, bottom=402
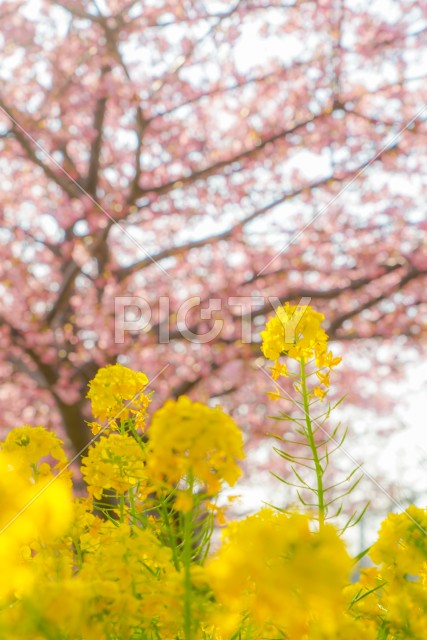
left=261, top=303, right=367, bottom=531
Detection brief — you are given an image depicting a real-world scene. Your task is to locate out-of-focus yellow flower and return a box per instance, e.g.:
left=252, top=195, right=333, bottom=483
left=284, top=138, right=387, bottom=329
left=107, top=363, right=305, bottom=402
left=86, top=363, right=151, bottom=433
left=316, top=350, right=342, bottom=369
left=205, top=501, right=227, bottom=525
left=0, top=448, right=73, bottom=600
left=174, top=490, right=194, bottom=512
left=206, top=508, right=352, bottom=639
left=147, top=396, right=244, bottom=495
left=370, top=506, right=427, bottom=575
left=316, top=370, right=330, bottom=386
left=270, top=361, right=288, bottom=380
left=76, top=520, right=210, bottom=639
left=343, top=508, right=427, bottom=639
left=313, top=386, right=327, bottom=399
left=266, top=387, right=281, bottom=401
left=1, top=425, right=68, bottom=479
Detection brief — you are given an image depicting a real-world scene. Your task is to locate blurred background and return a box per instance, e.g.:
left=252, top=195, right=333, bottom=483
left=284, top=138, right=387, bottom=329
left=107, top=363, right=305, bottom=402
left=0, top=0, right=426, bottom=551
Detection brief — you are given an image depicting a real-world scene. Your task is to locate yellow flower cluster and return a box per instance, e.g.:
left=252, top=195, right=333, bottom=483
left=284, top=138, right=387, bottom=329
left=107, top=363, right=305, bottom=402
left=0, top=365, right=245, bottom=638
left=261, top=303, right=342, bottom=400
left=81, top=432, right=150, bottom=500
left=207, top=508, right=358, bottom=639
left=2, top=424, right=69, bottom=478
left=370, top=505, right=427, bottom=575
left=86, top=363, right=151, bottom=434
left=353, top=506, right=427, bottom=639
left=261, top=303, right=328, bottom=362
left=0, top=434, right=73, bottom=602
left=147, top=395, right=245, bottom=495
left=75, top=521, right=196, bottom=639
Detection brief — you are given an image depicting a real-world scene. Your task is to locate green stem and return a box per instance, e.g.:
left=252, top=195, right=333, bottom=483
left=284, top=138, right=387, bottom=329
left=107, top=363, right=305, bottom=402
left=119, top=492, right=125, bottom=522
left=182, top=480, right=194, bottom=640
left=158, top=497, right=181, bottom=571
left=300, top=357, right=325, bottom=528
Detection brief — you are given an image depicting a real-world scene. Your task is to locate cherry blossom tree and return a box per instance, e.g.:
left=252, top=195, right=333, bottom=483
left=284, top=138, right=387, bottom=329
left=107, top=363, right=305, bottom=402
left=0, top=0, right=426, bottom=459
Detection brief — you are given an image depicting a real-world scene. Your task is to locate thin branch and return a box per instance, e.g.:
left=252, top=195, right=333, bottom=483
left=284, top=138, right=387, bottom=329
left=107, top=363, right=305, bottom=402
left=0, top=98, right=83, bottom=199
left=116, top=171, right=351, bottom=281
left=135, top=112, right=327, bottom=198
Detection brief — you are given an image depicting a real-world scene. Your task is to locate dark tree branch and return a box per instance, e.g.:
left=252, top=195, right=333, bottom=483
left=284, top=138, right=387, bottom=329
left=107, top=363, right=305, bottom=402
left=327, top=268, right=427, bottom=337
left=127, top=107, right=147, bottom=204
left=45, top=260, right=83, bottom=325
left=0, top=314, right=96, bottom=454
left=84, top=65, right=111, bottom=196
left=171, top=361, right=221, bottom=399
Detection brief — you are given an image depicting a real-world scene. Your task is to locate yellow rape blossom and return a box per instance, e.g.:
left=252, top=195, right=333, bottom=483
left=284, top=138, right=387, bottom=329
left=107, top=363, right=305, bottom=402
left=270, top=360, right=288, bottom=380
left=206, top=508, right=352, bottom=639
left=1, top=424, right=68, bottom=479
left=266, top=386, right=281, bottom=401
left=261, top=304, right=348, bottom=526
left=316, top=349, right=342, bottom=369
left=77, top=520, right=209, bottom=639
left=364, top=507, right=427, bottom=638
left=261, top=303, right=341, bottom=396
left=261, top=303, right=328, bottom=362
left=370, top=506, right=427, bottom=575
left=86, top=363, right=151, bottom=433
left=147, top=396, right=245, bottom=495
left=0, top=449, right=73, bottom=600
left=81, top=432, right=151, bottom=500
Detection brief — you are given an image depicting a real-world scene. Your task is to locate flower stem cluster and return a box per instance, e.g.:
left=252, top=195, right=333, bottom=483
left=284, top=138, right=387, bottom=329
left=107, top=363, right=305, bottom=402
left=0, top=310, right=425, bottom=639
